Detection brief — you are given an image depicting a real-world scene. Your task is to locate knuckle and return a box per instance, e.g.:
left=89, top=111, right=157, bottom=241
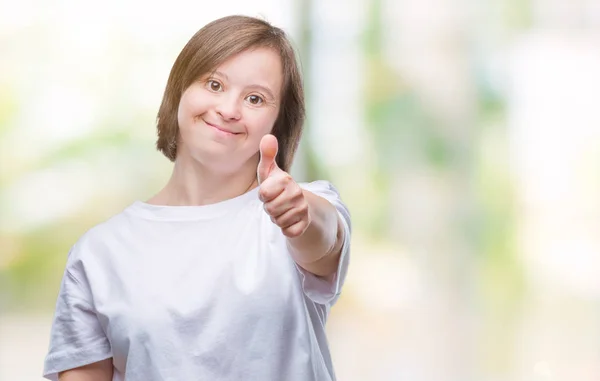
left=293, top=186, right=303, bottom=197
left=299, top=202, right=308, bottom=213
left=266, top=203, right=277, bottom=215
left=286, top=224, right=302, bottom=237
left=259, top=187, right=269, bottom=201
left=296, top=203, right=309, bottom=217
left=281, top=173, right=293, bottom=185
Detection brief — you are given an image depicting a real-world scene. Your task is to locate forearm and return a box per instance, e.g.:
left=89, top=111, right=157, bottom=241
left=58, top=358, right=113, bottom=381
left=286, top=190, right=344, bottom=277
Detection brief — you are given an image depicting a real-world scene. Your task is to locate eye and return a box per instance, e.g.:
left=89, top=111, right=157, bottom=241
left=206, top=79, right=223, bottom=92
left=246, top=94, right=264, bottom=105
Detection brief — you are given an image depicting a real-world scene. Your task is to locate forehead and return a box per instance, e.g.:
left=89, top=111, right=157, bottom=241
left=213, top=48, right=283, bottom=95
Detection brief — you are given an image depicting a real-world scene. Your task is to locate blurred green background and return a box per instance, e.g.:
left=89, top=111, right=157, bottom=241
left=1, top=0, right=600, bottom=380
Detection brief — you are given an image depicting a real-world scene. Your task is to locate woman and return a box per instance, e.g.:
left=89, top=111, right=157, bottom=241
left=44, top=15, right=351, bottom=381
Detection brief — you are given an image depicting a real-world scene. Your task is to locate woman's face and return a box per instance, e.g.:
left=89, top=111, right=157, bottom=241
left=176, top=47, right=283, bottom=174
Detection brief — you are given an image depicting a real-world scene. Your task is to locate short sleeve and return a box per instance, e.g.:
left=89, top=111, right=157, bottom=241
left=295, top=180, right=351, bottom=306
left=43, top=247, right=112, bottom=380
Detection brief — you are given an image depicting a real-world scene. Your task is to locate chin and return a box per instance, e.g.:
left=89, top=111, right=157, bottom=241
left=186, top=149, right=243, bottom=174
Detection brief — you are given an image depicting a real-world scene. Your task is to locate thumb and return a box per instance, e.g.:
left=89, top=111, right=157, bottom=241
left=257, top=134, right=279, bottom=184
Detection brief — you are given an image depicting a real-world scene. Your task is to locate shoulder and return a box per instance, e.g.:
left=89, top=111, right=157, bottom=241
left=299, top=180, right=342, bottom=199
left=299, top=179, right=351, bottom=227
left=67, top=206, right=133, bottom=265
left=299, top=180, right=347, bottom=210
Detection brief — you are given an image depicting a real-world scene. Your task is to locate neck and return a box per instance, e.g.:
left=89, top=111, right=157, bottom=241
left=148, top=154, right=259, bottom=206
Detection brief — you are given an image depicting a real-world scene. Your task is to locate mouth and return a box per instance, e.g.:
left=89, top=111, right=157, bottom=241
left=203, top=120, right=240, bottom=136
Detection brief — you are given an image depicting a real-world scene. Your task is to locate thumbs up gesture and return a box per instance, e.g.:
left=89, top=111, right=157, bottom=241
left=257, top=134, right=311, bottom=238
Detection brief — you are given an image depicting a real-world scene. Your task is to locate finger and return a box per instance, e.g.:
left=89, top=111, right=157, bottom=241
left=281, top=220, right=310, bottom=238
left=257, top=134, right=279, bottom=184
left=272, top=207, right=305, bottom=229
left=262, top=184, right=303, bottom=217
left=258, top=171, right=290, bottom=203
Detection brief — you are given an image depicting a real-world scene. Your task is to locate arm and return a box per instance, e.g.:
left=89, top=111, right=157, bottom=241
left=58, top=358, right=113, bottom=381
left=44, top=257, right=113, bottom=380
left=286, top=190, right=344, bottom=277
left=257, top=134, right=346, bottom=278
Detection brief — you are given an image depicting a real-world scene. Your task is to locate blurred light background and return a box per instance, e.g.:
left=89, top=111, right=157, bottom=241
left=1, top=0, right=600, bottom=380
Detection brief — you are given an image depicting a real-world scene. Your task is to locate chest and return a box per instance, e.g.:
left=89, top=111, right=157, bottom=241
left=88, top=216, right=305, bottom=369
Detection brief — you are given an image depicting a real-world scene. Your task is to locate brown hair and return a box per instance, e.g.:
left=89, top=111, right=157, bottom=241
left=155, top=15, right=305, bottom=172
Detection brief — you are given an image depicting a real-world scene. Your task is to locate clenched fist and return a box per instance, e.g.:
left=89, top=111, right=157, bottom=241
left=257, top=134, right=311, bottom=238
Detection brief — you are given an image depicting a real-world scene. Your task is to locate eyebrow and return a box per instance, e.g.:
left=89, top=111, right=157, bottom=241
left=212, top=70, right=277, bottom=101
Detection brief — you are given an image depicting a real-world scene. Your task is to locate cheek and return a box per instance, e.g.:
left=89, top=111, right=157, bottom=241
left=246, top=109, right=279, bottom=135
left=178, top=89, right=208, bottom=122
left=177, top=95, right=193, bottom=126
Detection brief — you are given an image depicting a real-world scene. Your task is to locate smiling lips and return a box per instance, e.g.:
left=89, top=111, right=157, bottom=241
left=204, top=120, right=240, bottom=136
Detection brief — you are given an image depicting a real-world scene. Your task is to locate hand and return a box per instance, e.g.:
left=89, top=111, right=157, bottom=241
left=257, top=134, right=310, bottom=238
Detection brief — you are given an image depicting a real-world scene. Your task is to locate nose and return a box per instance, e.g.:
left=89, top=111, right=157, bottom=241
left=216, top=93, right=242, bottom=121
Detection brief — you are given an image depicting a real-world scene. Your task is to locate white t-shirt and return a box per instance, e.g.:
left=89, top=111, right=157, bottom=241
left=43, top=180, right=351, bottom=381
